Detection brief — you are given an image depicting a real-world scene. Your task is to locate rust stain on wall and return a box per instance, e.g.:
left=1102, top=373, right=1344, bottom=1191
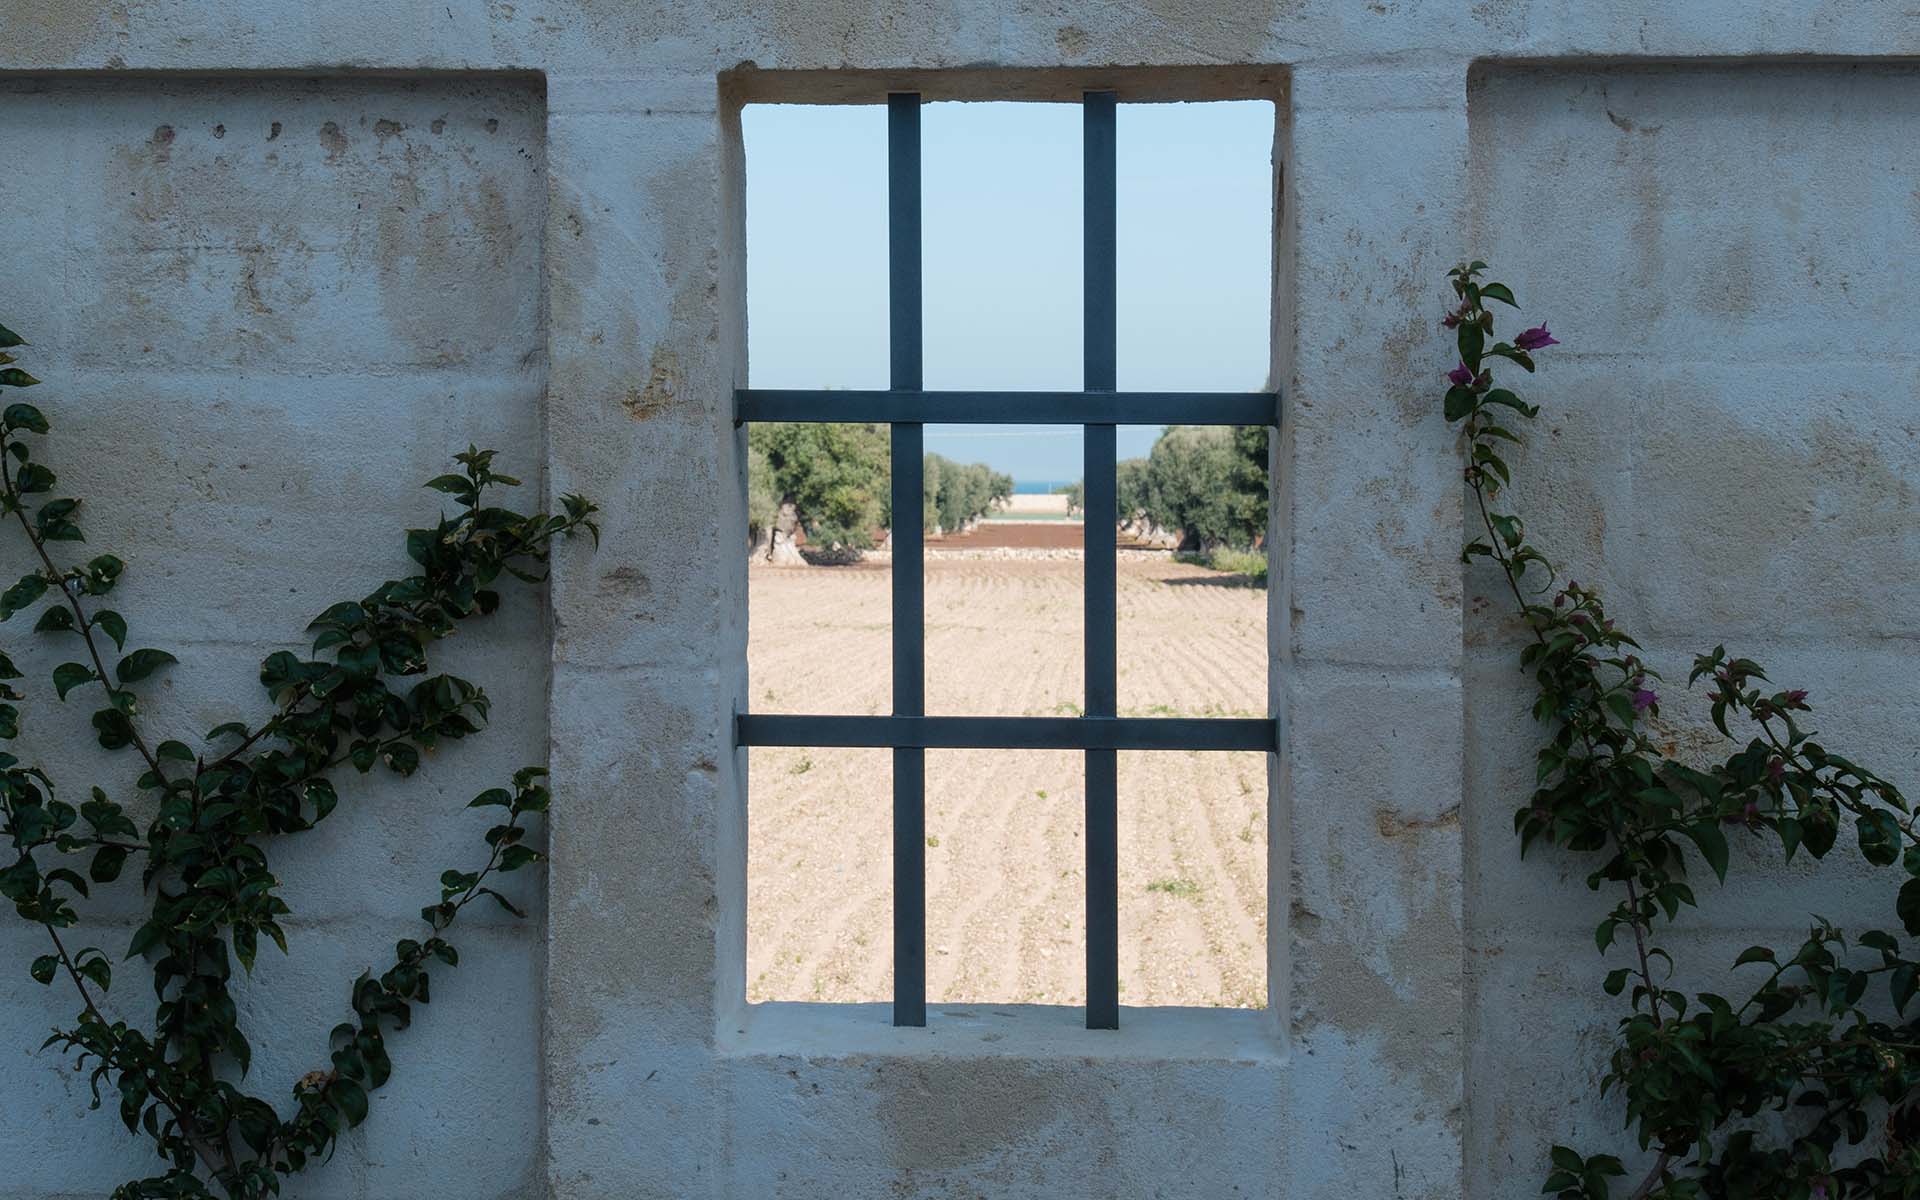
left=623, top=347, right=681, bottom=420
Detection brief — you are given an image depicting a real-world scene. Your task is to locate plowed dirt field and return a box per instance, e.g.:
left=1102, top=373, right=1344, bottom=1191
left=747, top=555, right=1269, bottom=1008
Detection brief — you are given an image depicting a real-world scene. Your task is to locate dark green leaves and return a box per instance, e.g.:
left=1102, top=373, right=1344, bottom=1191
left=0, top=322, right=23, bottom=349
left=77, top=555, right=122, bottom=596
left=1457, top=313, right=1485, bottom=374
left=13, top=462, right=53, bottom=493
left=3, top=402, right=48, bottom=434
left=34, top=496, right=81, bottom=542
left=1899, top=879, right=1920, bottom=937
left=328, top=1076, right=370, bottom=1127
left=90, top=706, right=134, bottom=750
left=115, top=648, right=176, bottom=684
left=1444, top=385, right=1476, bottom=421
left=0, top=405, right=592, bottom=1192
left=92, top=610, right=126, bottom=650
left=0, top=572, right=47, bottom=620
left=1683, top=820, right=1731, bottom=883
left=1542, top=1145, right=1624, bottom=1200
left=1859, top=809, right=1904, bottom=867
left=52, top=662, right=96, bottom=700
left=0, top=367, right=41, bottom=389
left=33, top=606, right=74, bottom=634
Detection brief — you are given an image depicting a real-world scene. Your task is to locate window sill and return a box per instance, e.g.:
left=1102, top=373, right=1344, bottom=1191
left=718, top=1001, right=1286, bottom=1065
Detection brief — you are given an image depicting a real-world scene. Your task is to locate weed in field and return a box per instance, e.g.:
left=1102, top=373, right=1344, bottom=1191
left=1175, top=547, right=1268, bottom=584
left=790, top=756, right=813, bottom=775
left=1146, top=877, right=1203, bottom=899
left=925, top=834, right=941, bottom=848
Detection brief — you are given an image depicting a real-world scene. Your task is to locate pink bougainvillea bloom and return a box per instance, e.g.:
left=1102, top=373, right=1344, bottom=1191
left=1513, top=325, right=1559, bottom=351
left=1442, top=311, right=1461, bottom=329
left=1632, top=688, right=1658, bottom=711
left=1787, top=689, right=1809, bottom=704
left=1768, top=758, right=1786, bottom=783
left=1447, top=362, right=1473, bottom=387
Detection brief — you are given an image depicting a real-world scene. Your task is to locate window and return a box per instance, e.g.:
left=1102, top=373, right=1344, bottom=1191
left=737, top=90, right=1280, bottom=1030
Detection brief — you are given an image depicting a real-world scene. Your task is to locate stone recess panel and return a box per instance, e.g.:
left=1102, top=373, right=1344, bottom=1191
left=1466, top=62, right=1920, bottom=1200
left=0, top=73, right=550, bottom=1200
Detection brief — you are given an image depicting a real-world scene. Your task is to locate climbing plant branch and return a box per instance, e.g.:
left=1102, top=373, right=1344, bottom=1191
left=0, top=319, right=598, bottom=1199
left=1444, top=264, right=1920, bottom=1200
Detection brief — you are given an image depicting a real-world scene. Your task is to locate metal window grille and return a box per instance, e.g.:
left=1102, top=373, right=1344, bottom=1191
left=735, top=90, right=1283, bottom=1030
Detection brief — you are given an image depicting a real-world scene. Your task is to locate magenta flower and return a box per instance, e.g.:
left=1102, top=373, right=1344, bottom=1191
left=1513, top=325, right=1559, bottom=351
left=1768, top=757, right=1786, bottom=783
left=1447, top=362, right=1473, bottom=387
left=1786, top=689, right=1809, bottom=705
left=1442, top=311, right=1461, bottom=329
left=1632, top=688, right=1658, bottom=712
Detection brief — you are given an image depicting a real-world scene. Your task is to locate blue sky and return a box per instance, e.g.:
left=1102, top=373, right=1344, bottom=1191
left=743, top=100, right=1275, bottom=482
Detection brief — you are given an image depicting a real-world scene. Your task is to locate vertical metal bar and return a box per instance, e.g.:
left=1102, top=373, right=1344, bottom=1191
left=1083, top=90, right=1119, bottom=1031
left=888, top=92, right=927, bottom=1029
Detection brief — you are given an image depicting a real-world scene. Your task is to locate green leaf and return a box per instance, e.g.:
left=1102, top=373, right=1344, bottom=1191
left=1481, top=388, right=1539, bottom=418
left=1684, top=820, right=1731, bottom=883
left=327, top=1078, right=369, bottom=1126
left=116, top=648, right=177, bottom=684
left=1893, top=964, right=1918, bottom=1015
left=1595, top=917, right=1616, bottom=953
left=3, top=402, right=48, bottom=434
left=89, top=845, right=128, bottom=884
left=468, top=788, right=514, bottom=809
left=498, top=844, right=541, bottom=872
left=0, top=572, right=48, bottom=619
left=33, top=606, right=75, bottom=634
left=92, top=610, right=127, bottom=650
left=0, top=368, right=41, bottom=389
left=1443, top=385, right=1475, bottom=421
left=52, top=662, right=96, bottom=700
left=29, top=954, right=58, bottom=985
left=1457, top=318, right=1485, bottom=374
left=126, top=923, right=163, bottom=960
left=1858, top=809, right=1902, bottom=867
left=1733, top=945, right=1777, bottom=967
left=0, top=323, right=23, bottom=349
left=79, top=555, right=123, bottom=596
left=1777, top=816, right=1803, bottom=862
left=1899, top=878, right=1920, bottom=936
left=381, top=742, right=420, bottom=776
left=233, top=923, right=257, bottom=974
left=91, top=707, right=133, bottom=750
left=1478, top=281, right=1518, bottom=307
left=155, top=739, right=195, bottom=762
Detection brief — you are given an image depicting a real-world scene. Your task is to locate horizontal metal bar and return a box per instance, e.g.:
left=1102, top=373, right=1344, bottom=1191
left=736, top=389, right=1280, bottom=427
left=737, top=713, right=1277, bottom=753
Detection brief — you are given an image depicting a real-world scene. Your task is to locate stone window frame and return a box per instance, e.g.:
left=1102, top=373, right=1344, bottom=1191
left=719, top=66, right=1290, bottom=1057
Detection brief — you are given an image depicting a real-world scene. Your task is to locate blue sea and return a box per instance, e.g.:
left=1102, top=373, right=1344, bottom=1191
left=1012, top=479, right=1074, bottom=494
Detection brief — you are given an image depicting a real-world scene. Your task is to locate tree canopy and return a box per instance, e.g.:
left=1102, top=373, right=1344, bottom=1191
left=747, top=423, right=1011, bottom=549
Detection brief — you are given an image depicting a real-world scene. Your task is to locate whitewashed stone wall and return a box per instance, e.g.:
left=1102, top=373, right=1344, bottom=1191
left=0, top=4, right=1914, bottom=1198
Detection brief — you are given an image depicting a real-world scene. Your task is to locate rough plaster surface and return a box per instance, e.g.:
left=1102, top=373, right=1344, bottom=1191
left=0, top=74, right=550, bottom=1199
left=1463, top=61, right=1920, bottom=1197
left=0, top=3, right=1915, bottom=1198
